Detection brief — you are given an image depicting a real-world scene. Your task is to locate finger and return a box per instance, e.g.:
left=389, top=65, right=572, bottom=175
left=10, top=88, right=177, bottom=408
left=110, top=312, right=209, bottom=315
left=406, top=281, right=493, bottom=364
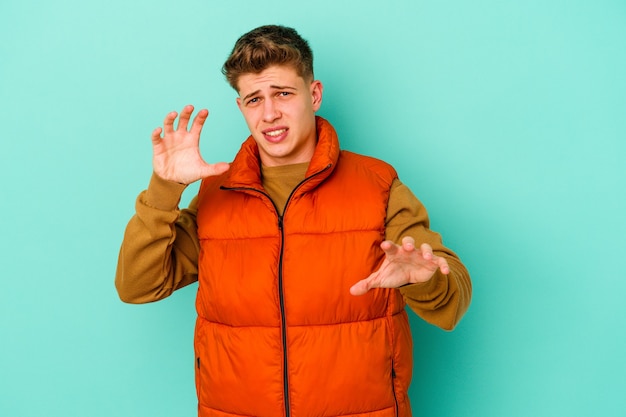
left=380, top=240, right=399, bottom=256
left=419, top=243, right=434, bottom=260
left=163, top=111, right=178, bottom=134
left=177, top=105, right=194, bottom=131
left=401, top=236, right=416, bottom=251
left=150, top=127, right=163, bottom=143
left=190, top=109, right=209, bottom=136
left=435, top=256, right=450, bottom=275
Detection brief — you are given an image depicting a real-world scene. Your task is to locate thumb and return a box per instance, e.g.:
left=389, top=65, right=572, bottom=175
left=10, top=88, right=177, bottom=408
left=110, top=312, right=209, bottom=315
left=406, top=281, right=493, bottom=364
left=200, top=162, right=230, bottom=178
left=350, top=276, right=374, bottom=296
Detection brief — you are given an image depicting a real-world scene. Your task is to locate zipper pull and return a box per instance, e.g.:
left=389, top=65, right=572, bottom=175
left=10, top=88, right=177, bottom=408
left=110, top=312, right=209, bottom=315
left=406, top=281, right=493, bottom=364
left=278, top=216, right=284, bottom=230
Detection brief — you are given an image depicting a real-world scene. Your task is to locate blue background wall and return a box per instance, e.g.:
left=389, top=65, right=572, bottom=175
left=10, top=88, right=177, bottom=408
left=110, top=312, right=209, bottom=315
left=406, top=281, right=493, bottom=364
left=1, top=0, right=625, bottom=416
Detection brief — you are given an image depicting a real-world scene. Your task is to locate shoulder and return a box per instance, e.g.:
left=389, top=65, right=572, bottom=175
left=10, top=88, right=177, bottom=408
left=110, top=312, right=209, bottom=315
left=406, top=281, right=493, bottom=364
left=338, top=150, right=398, bottom=183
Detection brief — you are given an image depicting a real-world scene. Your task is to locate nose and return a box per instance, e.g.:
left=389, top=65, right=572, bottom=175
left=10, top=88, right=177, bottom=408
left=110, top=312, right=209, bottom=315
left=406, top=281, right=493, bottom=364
left=262, top=98, right=280, bottom=123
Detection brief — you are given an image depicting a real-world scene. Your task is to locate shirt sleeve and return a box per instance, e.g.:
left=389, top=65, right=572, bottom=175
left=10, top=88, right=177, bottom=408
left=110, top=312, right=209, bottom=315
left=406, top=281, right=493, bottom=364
left=385, top=179, right=472, bottom=330
left=115, top=173, right=201, bottom=304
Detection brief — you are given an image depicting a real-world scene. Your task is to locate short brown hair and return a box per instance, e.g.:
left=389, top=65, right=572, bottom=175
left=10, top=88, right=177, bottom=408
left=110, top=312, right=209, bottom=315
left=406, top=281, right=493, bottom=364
left=222, top=25, right=314, bottom=91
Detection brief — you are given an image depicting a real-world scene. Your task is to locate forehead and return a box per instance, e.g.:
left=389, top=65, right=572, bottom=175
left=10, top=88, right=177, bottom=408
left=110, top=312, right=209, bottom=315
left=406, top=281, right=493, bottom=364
left=237, top=65, right=304, bottom=94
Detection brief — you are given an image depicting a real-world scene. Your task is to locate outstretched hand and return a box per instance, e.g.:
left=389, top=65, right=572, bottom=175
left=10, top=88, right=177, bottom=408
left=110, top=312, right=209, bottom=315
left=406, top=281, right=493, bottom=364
left=350, top=237, right=450, bottom=296
left=151, top=105, right=230, bottom=184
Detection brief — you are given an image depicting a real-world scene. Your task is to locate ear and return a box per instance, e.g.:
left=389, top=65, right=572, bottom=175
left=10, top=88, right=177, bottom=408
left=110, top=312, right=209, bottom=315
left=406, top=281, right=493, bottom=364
left=236, top=96, right=243, bottom=112
left=310, top=80, right=323, bottom=112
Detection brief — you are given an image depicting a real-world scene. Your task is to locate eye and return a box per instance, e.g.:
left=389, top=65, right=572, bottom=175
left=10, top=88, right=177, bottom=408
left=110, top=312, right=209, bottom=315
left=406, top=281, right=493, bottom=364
left=247, top=97, right=260, bottom=105
left=278, top=91, right=291, bottom=97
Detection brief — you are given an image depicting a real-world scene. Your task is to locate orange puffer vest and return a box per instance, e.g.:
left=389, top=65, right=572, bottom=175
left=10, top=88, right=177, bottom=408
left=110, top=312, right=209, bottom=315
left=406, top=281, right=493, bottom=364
left=195, top=117, right=413, bottom=417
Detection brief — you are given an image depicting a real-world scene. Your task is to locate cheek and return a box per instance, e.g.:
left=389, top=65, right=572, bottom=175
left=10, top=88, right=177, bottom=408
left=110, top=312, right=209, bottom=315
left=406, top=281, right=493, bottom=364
left=241, top=109, right=259, bottom=127
left=285, top=101, right=310, bottom=118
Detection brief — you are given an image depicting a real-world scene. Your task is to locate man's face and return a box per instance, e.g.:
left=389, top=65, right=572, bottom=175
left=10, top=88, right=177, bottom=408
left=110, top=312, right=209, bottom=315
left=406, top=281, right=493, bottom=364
left=236, top=65, right=323, bottom=167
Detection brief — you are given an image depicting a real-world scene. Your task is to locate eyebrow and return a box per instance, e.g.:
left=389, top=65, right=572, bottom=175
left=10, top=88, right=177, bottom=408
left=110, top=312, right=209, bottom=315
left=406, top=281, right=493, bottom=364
left=242, top=85, right=297, bottom=101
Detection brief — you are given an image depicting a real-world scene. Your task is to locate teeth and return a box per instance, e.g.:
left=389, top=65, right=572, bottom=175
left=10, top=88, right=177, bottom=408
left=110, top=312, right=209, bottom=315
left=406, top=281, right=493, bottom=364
left=266, top=129, right=286, bottom=137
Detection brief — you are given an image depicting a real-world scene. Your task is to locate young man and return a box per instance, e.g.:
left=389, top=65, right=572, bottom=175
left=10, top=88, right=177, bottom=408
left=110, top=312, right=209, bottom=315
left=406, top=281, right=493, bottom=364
left=116, top=25, right=471, bottom=417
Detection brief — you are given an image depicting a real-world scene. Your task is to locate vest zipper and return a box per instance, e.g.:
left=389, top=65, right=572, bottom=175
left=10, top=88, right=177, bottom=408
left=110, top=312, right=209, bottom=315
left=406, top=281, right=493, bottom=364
left=277, top=214, right=290, bottom=417
left=220, top=163, right=332, bottom=417
left=221, top=185, right=292, bottom=416
left=274, top=163, right=331, bottom=417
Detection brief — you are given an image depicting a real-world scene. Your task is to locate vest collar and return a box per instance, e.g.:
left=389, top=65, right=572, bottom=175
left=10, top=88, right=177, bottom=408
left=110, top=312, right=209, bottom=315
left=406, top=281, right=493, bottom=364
left=221, top=116, right=340, bottom=192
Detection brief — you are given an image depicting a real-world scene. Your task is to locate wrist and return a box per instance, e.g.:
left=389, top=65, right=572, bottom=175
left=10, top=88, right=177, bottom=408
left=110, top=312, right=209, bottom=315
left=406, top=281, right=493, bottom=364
left=144, top=172, right=188, bottom=210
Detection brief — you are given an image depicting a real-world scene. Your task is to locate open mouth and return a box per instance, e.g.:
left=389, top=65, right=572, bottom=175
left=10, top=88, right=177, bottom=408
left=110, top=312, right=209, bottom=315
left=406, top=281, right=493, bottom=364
left=263, top=127, right=288, bottom=142
left=265, top=128, right=287, bottom=137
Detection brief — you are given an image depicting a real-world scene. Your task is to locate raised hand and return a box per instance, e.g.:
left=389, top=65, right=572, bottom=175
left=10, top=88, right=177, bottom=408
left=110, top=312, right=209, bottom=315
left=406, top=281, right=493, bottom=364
left=151, top=105, right=230, bottom=184
left=350, top=237, right=450, bottom=296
